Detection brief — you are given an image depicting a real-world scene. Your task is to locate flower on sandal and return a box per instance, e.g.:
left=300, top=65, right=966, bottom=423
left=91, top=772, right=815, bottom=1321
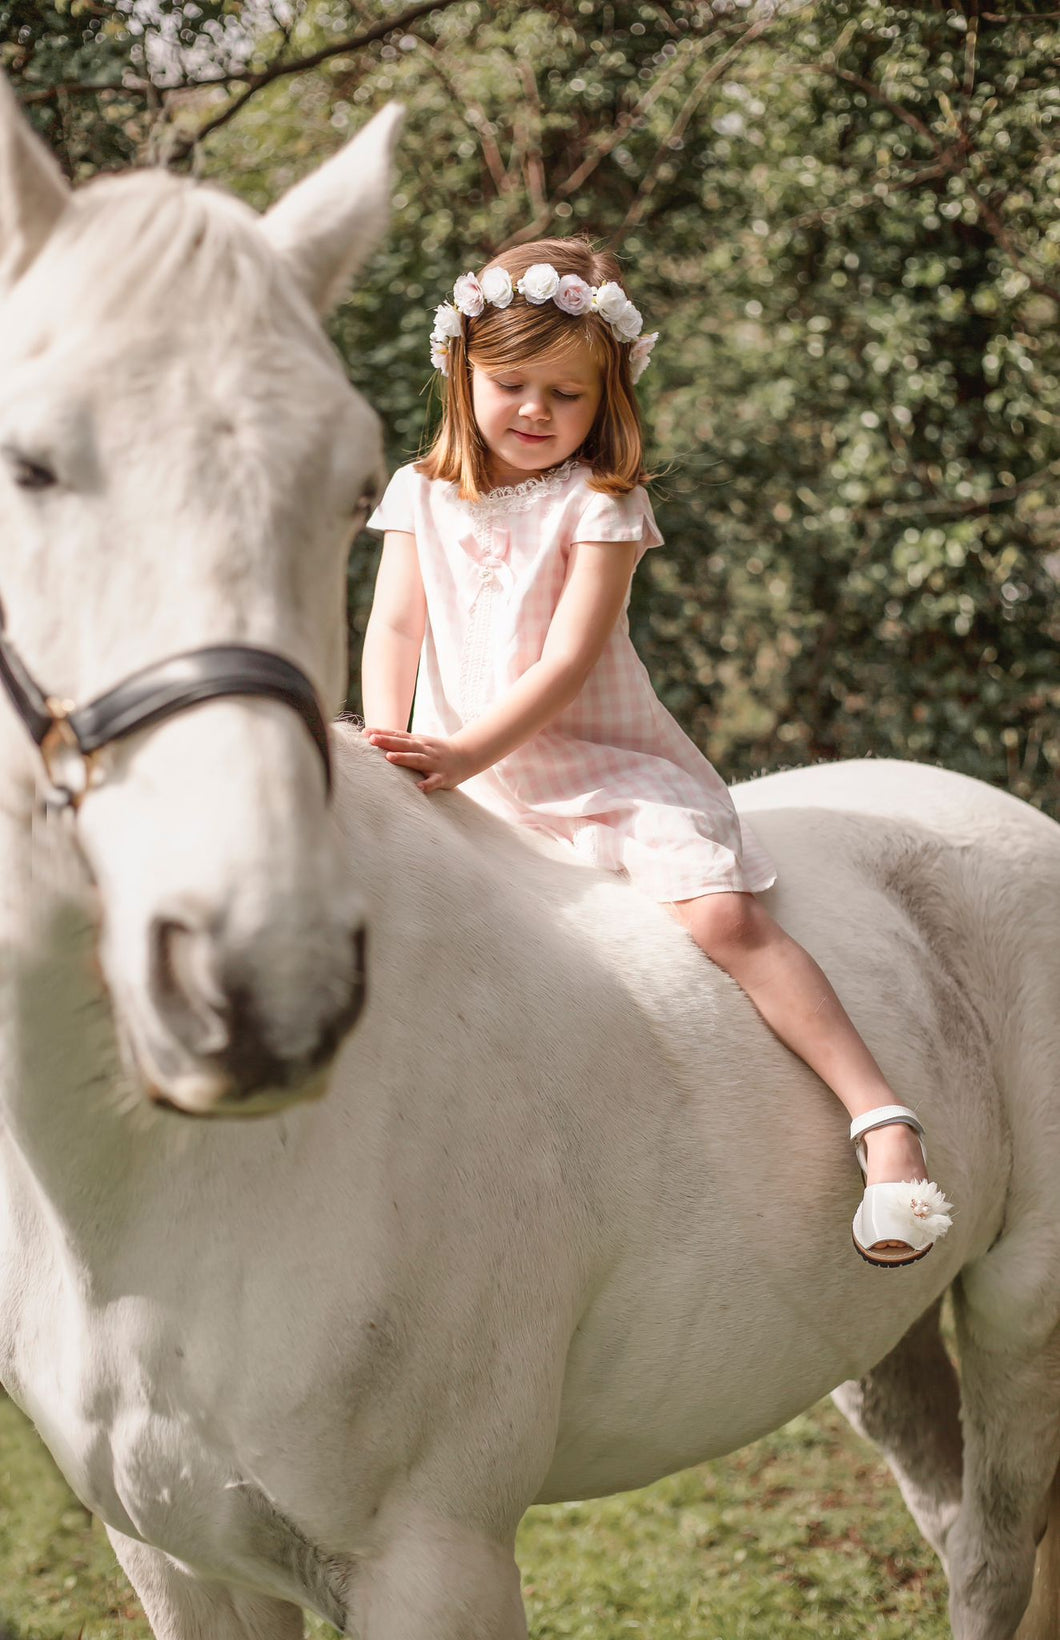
left=895, top=1181, right=953, bottom=1241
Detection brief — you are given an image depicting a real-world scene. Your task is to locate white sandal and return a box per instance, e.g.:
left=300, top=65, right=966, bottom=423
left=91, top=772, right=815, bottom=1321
left=850, top=1104, right=953, bottom=1268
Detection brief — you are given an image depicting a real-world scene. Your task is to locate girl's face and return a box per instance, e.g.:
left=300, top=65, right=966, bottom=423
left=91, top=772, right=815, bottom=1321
left=470, top=345, right=603, bottom=486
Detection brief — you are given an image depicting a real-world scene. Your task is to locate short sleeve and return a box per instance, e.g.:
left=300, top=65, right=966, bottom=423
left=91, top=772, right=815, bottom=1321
left=571, top=484, right=663, bottom=551
left=367, top=463, right=417, bottom=534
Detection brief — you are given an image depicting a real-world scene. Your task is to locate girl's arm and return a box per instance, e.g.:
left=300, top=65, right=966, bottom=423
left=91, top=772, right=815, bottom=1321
left=368, top=538, right=638, bottom=792
left=360, top=530, right=427, bottom=733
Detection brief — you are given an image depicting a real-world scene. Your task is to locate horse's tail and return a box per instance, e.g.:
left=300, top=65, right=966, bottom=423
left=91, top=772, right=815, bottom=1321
left=1017, top=1465, right=1060, bottom=1640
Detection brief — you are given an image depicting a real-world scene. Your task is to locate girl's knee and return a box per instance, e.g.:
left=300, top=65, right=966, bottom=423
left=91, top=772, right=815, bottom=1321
left=688, top=892, right=766, bottom=962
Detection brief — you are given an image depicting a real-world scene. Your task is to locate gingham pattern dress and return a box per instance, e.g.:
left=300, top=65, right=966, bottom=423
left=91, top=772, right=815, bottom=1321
left=367, top=459, right=776, bottom=901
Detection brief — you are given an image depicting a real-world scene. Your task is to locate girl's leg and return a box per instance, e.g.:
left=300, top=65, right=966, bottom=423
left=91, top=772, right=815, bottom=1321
left=669, top=891, right=929, bottom=1195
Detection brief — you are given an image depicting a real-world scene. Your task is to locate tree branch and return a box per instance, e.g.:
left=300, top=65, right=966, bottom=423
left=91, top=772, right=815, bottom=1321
left=18, top=78, right=150, bottom=106
left=163, top=0, right=464, bottom=161
left=498, top=36, right=705, bottom=248
left=515, top=57, right=546, bottom=219
left=416, top=44, right=512, bottom=199
left=794, top=54, right=1059, bottom=306
left=863, top=461, right=1060, bottom=521
left=616, top=13, right=776, bottom=244
left=797, top=63, right=945, bottom=153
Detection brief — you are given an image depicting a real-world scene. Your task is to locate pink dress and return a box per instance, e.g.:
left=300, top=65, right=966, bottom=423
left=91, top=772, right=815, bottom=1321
left=367, top=458, right=776, bottom=901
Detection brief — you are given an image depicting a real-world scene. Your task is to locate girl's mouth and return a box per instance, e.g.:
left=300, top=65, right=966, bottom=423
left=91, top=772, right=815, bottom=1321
left=511, top=429, right=551, bottom=444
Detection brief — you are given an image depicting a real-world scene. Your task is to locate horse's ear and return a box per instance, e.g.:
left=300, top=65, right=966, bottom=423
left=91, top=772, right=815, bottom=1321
left=0, top=74, right=70, bottom=298
left=260, top=103, right=403, bottom=316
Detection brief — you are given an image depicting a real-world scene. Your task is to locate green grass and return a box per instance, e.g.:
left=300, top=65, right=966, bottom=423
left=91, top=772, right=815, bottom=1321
left=0, top=1393, right=948, bottom=1639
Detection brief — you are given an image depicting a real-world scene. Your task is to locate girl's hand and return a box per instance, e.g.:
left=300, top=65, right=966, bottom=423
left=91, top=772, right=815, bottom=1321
left=363, top=729, right=475, bottom=794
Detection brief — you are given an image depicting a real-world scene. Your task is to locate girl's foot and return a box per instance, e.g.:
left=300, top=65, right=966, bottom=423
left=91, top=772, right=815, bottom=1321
left=862, top=1122, right=929, bottom=1188
left=850, top=1106, right=953, bottom=1267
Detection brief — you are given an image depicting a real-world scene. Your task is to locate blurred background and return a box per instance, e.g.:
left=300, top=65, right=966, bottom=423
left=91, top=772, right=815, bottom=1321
left=8, top=0, right=1058, bottom=812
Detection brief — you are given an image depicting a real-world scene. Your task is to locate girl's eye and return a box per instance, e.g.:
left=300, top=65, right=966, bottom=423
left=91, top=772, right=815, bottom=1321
left=492, top=381, right=581, bottom=400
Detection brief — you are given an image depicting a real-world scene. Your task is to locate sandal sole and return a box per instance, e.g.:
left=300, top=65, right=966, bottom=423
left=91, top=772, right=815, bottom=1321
left=852, top=1230, right=933, bottom=1269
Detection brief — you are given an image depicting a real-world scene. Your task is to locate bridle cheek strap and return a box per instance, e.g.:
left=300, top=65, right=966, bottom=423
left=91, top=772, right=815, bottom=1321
left=0, top=620, right=332, bottom=808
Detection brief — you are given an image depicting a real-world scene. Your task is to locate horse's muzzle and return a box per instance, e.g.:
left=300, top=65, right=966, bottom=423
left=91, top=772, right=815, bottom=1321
left=139, top=914, right=367, bottom=1116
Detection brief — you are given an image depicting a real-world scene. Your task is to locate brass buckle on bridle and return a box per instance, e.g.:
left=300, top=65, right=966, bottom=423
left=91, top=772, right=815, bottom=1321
left=39, top=700, right=97, bottom=811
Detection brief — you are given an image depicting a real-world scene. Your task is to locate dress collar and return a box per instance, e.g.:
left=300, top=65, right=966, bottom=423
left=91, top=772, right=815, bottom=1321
left=463, top=458, right=580, bottom=521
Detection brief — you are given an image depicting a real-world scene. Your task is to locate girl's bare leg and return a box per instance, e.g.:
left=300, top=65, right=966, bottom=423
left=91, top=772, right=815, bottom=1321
left=670, top=893, right=928, bottom=1228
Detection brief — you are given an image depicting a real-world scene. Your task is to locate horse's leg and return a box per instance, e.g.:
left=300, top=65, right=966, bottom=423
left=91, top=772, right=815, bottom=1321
left=350, top=1516, right=528, bottom=1640
left=831, top=1297, right=963, bottom=1564
left=944, top=1302, right=1060, bottom=1640
left=106, top=1529, right=305, bottom=1640
left=1015, top=1466, right=1060, bottom=1640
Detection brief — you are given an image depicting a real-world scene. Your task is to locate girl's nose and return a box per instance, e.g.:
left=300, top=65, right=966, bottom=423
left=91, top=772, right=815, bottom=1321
left=520, top=396, right=548, bottom=421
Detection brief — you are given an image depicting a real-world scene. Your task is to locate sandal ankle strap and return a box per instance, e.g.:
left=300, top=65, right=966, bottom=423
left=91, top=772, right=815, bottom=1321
left=849, top=1104, right=925, bottom=1145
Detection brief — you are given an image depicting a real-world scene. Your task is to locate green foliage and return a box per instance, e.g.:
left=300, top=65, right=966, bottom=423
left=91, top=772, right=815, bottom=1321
left=1, top=0, right=283, bottom=175
left=6, top=1, right=1058, bottom=810
left=0, top=0, right=145, bottom=173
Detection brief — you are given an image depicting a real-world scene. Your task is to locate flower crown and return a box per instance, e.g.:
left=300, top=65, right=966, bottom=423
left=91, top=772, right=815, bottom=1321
left=429, top=263, right=659, bottom=384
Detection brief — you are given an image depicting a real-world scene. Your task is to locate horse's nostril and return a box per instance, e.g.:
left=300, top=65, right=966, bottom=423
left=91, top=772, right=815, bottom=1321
left=144, top=909, right=368, bottom=1107
left=148, top=914, right=231, bottom=1058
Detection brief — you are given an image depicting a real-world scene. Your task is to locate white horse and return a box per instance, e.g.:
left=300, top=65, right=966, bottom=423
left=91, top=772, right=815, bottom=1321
left=1, top=79, right=1059, bottom=1640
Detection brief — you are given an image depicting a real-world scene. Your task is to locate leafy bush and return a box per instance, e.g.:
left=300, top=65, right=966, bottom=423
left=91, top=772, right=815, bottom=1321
left=9, top=0, right=1057, bottom=808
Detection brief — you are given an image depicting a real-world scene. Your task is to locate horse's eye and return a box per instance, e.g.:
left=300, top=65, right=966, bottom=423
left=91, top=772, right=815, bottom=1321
left=351, top=483, right=379, bottom=527
left=7, top=451, right=57, bottom=491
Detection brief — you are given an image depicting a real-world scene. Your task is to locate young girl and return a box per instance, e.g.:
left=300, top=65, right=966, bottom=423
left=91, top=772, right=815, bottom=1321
left=362, top=237, right=952, bottom=1267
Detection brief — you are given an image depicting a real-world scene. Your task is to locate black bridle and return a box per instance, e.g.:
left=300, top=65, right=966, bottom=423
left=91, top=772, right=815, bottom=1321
left=0, top=596, right=332, bottom=809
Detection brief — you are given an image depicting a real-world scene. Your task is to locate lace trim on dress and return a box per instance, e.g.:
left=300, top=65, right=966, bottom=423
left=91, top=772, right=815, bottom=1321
left=464, top=458, right=580, bottom=520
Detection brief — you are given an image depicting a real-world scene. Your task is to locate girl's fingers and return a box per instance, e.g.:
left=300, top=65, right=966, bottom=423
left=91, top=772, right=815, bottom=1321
left=385, top=750, right=431, bottom=768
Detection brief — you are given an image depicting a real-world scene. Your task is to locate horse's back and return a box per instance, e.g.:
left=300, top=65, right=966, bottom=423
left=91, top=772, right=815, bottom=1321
left=734, top=758, right=1058, bottom=1018
left=735, top=755, right=1057, bottom=859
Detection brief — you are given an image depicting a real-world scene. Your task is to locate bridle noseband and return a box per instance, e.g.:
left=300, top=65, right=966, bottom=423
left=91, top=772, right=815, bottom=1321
left=0, top=596, right=332, bottom=810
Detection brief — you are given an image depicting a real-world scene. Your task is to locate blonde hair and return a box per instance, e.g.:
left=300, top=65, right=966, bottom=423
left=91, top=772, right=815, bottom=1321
left=418, top=238, right=650, bottom=502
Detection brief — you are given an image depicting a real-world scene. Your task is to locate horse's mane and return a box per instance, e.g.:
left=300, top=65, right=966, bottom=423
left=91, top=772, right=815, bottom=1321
left=24, top=169, right=294, bottom=340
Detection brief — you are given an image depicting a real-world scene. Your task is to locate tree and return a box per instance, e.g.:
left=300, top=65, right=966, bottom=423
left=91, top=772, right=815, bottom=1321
left=7, top=0, right=1057, bottom=809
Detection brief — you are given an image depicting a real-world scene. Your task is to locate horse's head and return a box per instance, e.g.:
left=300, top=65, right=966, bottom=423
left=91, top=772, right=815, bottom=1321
left=0, top=78, right=402, bottom=1116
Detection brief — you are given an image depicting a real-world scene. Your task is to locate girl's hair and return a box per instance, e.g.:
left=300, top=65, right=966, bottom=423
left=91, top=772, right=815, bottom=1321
left=418, top=237, right=649, bottom=502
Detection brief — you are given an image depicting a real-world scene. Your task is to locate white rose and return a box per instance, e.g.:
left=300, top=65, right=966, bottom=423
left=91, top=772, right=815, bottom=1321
left=481, top=267, right=514, bottom=308
left=517, top=263, right=561, bottom=304
left=592, top=280, right=629, bottom=323
left=453, top=272, right=485, bottom=317
left=432, top=301, right=464, bottom=340
left=611, top=299, right=644, bottom=342
left=554, top=274, right=594, bottom=316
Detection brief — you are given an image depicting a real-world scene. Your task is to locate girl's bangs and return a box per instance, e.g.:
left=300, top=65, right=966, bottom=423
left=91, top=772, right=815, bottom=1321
left=467, top=304, right=610, bottom=374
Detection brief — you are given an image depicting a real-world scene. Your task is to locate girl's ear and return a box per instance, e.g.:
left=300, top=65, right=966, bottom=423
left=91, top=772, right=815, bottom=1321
left=0, top=73, right=70, bottom=300
left=260, top=102, right=403, bottom=316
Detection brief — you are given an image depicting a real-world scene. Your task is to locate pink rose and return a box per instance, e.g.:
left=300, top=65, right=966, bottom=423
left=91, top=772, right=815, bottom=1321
left=554, top=274, right=594, bottom=315
left=629, top=331, right=658, bottom=383
left=453, top=272, right=485, bottom=317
